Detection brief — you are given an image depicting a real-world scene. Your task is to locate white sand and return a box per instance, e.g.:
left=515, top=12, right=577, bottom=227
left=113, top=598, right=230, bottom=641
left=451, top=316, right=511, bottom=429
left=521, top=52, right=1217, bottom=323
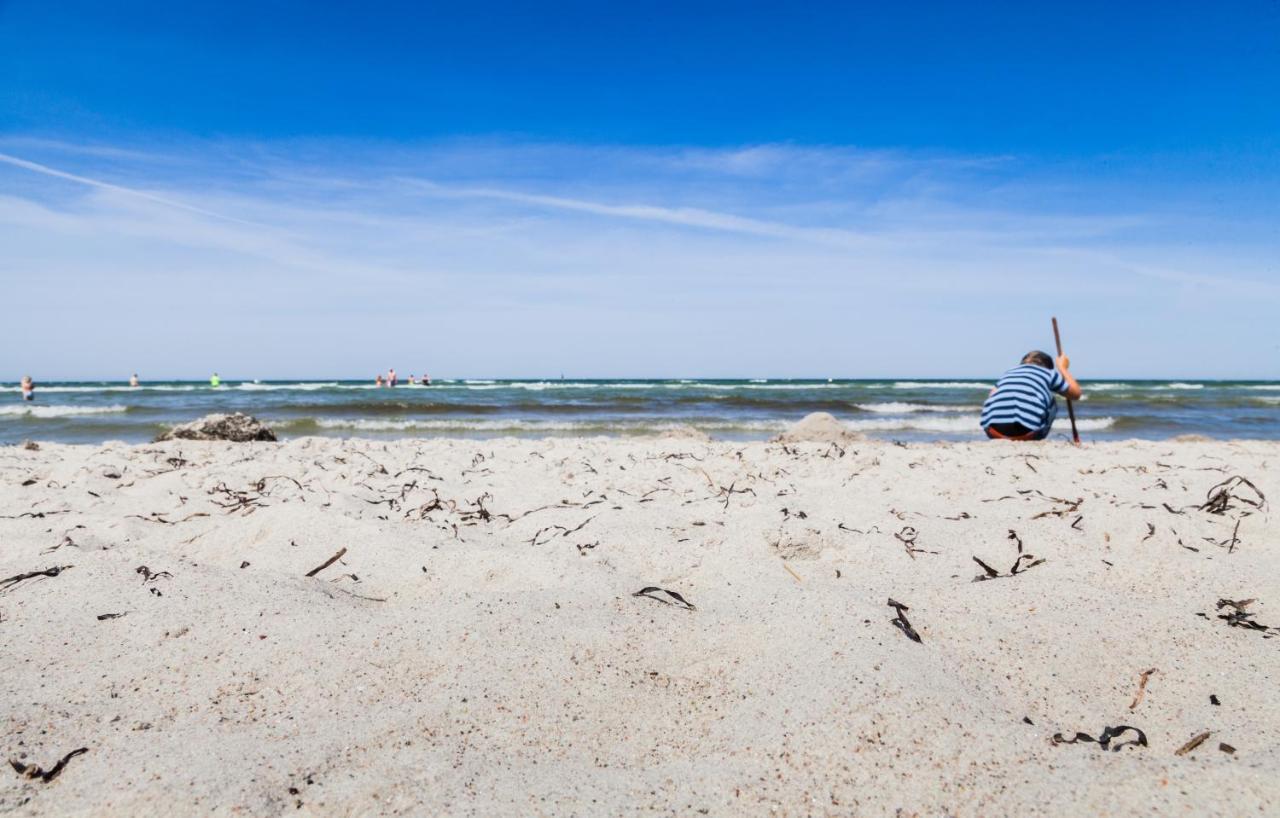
left=1, top=436, right=1277, bottom=816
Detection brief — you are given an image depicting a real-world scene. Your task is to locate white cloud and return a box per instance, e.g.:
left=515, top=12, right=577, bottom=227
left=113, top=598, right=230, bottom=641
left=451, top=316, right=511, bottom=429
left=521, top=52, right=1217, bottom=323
left=0, top=137, right=1276, bottom=378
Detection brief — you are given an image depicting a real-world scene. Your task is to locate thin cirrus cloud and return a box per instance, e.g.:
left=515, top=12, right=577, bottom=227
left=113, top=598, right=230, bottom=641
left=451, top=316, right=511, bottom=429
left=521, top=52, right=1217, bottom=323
left=0, top=136, right=1276, bottom=378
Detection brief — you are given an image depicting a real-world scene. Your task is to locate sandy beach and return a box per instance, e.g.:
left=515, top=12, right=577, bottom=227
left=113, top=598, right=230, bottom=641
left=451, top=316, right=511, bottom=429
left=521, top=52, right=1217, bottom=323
left=2, top=434, right=1277, bottom=816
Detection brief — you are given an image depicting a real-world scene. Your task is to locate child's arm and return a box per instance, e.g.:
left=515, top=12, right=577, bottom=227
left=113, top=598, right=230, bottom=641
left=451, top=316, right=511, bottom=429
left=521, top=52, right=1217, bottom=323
left=1057, top=355, right=1083, bottom=400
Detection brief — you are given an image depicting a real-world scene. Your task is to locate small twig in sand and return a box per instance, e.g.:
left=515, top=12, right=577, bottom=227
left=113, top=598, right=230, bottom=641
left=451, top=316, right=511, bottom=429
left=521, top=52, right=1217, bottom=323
left=1129, top=668, right=1157, bottom=710
left=1174, top=731, right=1211, bottom=756
left=305, top=547, right=348, bottom=578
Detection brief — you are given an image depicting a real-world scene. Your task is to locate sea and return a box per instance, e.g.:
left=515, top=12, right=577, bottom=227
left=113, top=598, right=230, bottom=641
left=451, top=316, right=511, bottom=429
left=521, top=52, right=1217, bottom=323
left=3, top=379, right=1279, bottom=445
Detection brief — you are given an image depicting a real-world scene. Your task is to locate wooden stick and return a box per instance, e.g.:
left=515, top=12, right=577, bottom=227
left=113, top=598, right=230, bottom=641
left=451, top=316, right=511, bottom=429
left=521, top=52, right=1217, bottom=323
left=1052, top=317, right=1081, bottom=445
left=305, top=547, right=347, bottom=578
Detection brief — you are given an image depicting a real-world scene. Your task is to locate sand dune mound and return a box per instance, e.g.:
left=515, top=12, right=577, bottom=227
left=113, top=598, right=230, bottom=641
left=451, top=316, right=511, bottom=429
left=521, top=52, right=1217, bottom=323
left=155, top=412, right=277, bottom=442
left=773, top=412, right=863, bottom=444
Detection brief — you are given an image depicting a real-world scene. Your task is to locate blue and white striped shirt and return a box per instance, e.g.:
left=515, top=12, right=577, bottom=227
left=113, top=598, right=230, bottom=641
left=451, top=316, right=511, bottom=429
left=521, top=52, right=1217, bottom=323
left=980, top=364, right=1068, bottom=432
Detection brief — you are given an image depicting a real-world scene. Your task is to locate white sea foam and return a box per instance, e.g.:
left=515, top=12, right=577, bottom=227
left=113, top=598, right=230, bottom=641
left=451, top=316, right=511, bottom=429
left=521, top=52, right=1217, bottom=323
left=855, top=402, right=973, bottom=414
left=892, top=381, right=992, bottom=390
left=1154, top=383, right=1205, bottom=390
left=0, top=404, right=129, bottom=418
left=309, top=418, right=726, bottom=432
left=842, top=415, right=1115, bottom=433
left=235, top=382, right=339, bottom=391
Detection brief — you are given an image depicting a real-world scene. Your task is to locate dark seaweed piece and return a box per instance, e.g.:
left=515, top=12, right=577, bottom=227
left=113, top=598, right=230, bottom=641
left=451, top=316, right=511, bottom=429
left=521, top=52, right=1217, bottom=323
left=971, top=556, right=1000, bottom=580
left=9, top=747, right=88, bottom=782
left=632, top=587, right=695, bottom=610
left=1007, top=529, right=1023, bottom=553
left=716, top=482, right=756, bottom=509
left=1210, top=694, right=1220, bottom=706
left=972, top=552, right=1045, bottom=582
left=1142, top=523, right=1156, bottom=542
left=305, top=547, right=348, bottom=578
left=0, top=565, right=73, bottom=594
left=1215, top=598, right=1274, bottom=635
left=893, top=526, right=936, bottom=559
left=96, top=612, right=127, bottom=621
left=1175, top=731, right=1211, bottom=756
left=887, top=598, right=922, bottom=643
left=1219, top=519, right=1242, bottom=554
left=135, top=566, right=172, bottom=583
left=1218, top=742, right=1235, bottom=754
left=1200, top=476, right=1266, bottom=515
left=1052, top=725, right=1147, bottom=751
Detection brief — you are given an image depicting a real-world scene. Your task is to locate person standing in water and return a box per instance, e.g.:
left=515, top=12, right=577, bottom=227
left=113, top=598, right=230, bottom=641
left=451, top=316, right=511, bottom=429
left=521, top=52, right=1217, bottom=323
left=20, top=375, right=34, bottom=401
left=375, top=374, right=384, bottom=387
left=210, top=372, right=221, bottom=387
left=129, top=373, right=139, bottom=387
left=388, top=368, right=398, bottom=387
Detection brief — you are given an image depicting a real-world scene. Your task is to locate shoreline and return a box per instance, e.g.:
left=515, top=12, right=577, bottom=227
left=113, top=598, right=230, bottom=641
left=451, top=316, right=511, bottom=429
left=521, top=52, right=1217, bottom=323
left=2, top=437, right=1277, bottom=815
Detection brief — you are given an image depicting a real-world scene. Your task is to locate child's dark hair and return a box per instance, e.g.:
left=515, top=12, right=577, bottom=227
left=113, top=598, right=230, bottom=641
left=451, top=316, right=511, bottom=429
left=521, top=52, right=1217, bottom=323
left=1021, top=350, right=1054, bottom=369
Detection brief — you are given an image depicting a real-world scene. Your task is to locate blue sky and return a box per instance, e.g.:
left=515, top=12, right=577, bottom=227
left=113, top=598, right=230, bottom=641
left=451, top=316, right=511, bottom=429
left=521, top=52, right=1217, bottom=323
left=1, top=0, right=1278, bottom=378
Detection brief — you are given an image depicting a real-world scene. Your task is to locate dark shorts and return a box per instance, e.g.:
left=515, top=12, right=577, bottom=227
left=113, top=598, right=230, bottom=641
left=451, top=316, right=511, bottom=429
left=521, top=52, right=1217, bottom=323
left=985, top=421, right=1050, bottom=441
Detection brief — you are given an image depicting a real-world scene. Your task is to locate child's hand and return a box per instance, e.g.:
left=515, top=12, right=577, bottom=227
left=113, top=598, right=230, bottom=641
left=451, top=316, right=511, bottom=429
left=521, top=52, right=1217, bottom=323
left=1057, top=355, right=1071, bottom=371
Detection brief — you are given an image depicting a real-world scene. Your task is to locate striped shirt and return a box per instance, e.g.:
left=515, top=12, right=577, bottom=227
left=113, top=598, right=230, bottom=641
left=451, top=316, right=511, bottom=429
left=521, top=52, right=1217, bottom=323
left=980, top=364, right=1068, bottom=432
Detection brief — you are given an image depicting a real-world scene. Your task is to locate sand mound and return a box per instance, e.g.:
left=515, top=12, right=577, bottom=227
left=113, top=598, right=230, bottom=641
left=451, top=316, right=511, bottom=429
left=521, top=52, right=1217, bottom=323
left=155, top=412, right=277, bottom=442
left=773, top=412, right=863, bottom=444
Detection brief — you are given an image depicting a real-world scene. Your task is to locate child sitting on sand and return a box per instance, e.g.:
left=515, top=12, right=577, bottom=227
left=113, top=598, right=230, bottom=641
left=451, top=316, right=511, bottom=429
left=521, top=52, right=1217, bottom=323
left=980, top=351, right=1082, bottom=440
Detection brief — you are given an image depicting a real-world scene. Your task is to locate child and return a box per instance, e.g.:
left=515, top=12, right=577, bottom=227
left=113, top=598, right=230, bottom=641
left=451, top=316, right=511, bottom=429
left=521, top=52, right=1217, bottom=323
left=980, top=351, right=1082, bottom=440
left=20, top=375, right=34, bottom=401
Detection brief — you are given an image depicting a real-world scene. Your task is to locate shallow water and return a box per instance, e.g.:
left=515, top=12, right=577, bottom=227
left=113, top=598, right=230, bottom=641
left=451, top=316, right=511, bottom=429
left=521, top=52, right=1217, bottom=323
left=2, top=378, right=1278, bottom=444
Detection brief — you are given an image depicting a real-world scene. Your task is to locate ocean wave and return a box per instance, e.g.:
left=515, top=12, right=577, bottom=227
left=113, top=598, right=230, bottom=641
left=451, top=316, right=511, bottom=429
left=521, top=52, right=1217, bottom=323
left=1154, top=383, right=1205, bottom=390
left=0, top=404, right=130, bottom=418
left=12, top=385, right=201, bottom=393
left=854, top=402, right=974, bottom=414
left=294, top=414, right=1116, bottom=435
left=236, top=382, right=340, bottom=391
left=893, top=381, right=992, bottom=390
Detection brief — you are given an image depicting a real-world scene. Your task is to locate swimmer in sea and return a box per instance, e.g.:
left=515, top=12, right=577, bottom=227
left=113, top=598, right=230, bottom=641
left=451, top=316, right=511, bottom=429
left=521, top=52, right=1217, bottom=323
left=210, top=372, right=221, bottom=387
left=20, top=375, right=34, bottom=401
left=388, top=368, right=398, bottom=387
left=130, top=373, right=139, bottom=387
left=376, top=374, right=384, bottom=387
